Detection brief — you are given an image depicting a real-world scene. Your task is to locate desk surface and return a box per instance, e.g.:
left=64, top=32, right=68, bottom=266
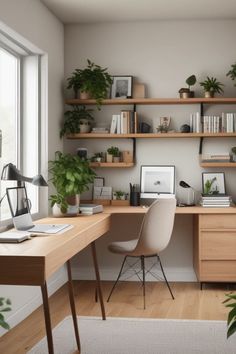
left=0, top=213, right=110, bottom=286
left=103, top=205, right=236, bottom=214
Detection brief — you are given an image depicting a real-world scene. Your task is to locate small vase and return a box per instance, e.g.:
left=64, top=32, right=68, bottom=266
left=106, top=153, right=113, bottom=163
left=204, top=91, right=214, bottom=98
left=113, top=156, right=120, bottom=163
left=66, top=194, right=80, bottom=216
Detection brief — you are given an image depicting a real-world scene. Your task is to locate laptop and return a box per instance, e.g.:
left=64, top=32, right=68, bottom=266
left=6, top=187, right=70, bottom=234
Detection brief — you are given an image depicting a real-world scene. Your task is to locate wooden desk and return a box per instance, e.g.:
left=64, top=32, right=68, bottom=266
left=0, top=213, right=110, bottom=354
left=103, top=205, right=236, bottom=285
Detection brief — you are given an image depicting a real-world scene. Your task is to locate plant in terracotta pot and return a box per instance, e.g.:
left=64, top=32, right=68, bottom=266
left=48, top=151, right=96, bottom=216
left=66, top=59, right=113, bottom=108
left=226, top=63, right=236, bottom=86
left=107, top=146, right=120, bottom=163
left=200, top=76, right=224, bottom=98
left=60, top=105, right=93, bottom=138
left=178, top=74, right=196, bottom=98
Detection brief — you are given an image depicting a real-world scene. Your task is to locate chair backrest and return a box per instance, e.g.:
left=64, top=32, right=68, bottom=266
left=133, top=198, right=176, bottom=256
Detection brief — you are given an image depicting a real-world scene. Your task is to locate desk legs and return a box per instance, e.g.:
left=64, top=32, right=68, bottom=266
left=66, top=260, right=81, bottom=352
left=41, top=283, right=54, bottom=354
left=91, top=241, right=106, bottom=320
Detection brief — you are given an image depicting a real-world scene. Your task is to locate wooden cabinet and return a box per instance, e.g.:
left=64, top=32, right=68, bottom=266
left=194, top=213, right=236, bottom=282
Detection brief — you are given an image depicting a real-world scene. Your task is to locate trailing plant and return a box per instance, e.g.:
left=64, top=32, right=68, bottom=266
left=223, top=293, right=236, bottom=338
left=199, top=76, right=224, bottom=94
left=107, top=146, right=120, bottom=157
left=48, top=151, right=96, bottom=210
left=226, top=63, right=236, bottom=86
left=0, top=297, right=11, bottom=330
left=60, top=106, right=93, bottom=138
left=66, top=59, right=113, bottom=108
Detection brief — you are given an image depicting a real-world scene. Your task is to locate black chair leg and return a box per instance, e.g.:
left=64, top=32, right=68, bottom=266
left=158, top=255, right=174, bottom=300
left=141, top=256, right=146, bottom=309
left=107, top=256, right=127, bottom=302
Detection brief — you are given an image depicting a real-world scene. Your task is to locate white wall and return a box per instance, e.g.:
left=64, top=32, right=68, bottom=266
left=0, top=0, right=65, bottom=334
left=64, top=20, right=236, bottom=282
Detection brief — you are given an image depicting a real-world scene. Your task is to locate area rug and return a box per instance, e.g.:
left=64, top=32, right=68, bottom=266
left=28, top=316, right=236, bottom=354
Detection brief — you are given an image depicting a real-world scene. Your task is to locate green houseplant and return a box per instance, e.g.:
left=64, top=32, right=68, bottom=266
left=226, top=63, right=236, bottom=86
left=67, top=59, right=113, bottom=108
left=179, top=74, right=196, bottom=98
left=60, top=105, right=93, bottom=138
left=113, top=190, right=126, bottom=200
left=200, top=76, right=224, bottom=97
left=231, top=146, right=236, bottom=162
left=223, top=293, right=236, bottom=338
left=0, top=297, right=11, bottom=330
left=49, top=151, right=96, bottom=215
left=106, top=146, right=120, bottom=163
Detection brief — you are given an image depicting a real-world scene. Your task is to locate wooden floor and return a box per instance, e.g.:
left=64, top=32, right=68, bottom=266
left=0, top=280, right=234, bottom=354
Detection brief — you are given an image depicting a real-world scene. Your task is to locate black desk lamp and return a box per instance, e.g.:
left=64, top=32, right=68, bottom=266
left=1, top=163, right=48, bottom=187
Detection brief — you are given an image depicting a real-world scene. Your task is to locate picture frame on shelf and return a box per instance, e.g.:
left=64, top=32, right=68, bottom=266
left=110, top=76, right=133, bottom=99
left=202, top=172, right=226, bottom=195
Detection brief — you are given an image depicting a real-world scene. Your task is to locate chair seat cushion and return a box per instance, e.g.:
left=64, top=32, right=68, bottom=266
left=108, top=239, right=138, bottom=255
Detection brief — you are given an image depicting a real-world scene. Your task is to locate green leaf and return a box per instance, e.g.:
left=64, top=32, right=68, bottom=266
left=0, top=319, right=10, bottom=330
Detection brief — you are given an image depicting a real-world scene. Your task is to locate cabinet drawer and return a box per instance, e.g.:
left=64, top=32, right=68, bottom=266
left=201, top=231, right=236, bottom=260
left=200, top=215, right=236, bottom=229
left=201, top=261, right=236, bottom=281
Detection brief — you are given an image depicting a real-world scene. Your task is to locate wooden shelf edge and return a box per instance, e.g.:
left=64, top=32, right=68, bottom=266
left=67, top=132, right=236, bottom=139
left=65, top=97, right=236, bottom=105
left=89, top=162, right=134, bottom=168
left=200, top=162, right=236, bottom=167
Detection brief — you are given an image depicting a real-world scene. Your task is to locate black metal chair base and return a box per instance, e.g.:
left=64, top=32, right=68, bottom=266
left=107, top=254, right=174, bottom=309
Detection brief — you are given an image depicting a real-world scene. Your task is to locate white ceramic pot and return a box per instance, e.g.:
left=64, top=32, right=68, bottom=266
left=52, top=204, right=65, bottom=218
left=106, top=153, right=113, bottom=163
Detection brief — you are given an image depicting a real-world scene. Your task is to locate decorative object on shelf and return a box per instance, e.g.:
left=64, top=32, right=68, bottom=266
left=199, top=76, right=224, bottom=98
left=140, top=122, right=151, bottom=133
left=202, top=172, right=225, bottom=195
left=226, top=63, right=236, bottom=86
left=113, top=190, right=127, bottom=200
left=77, top=148, right=88, bottom=159
left=223, top=293, right=236, bottom=339
left=132, top=83, right=146, bottom=98
left=66, top=59, right=112, bottom=108
left=110, top=76, right=133, bottom=99
left=230, top=146, right=236, bottom=162
left=179, top=74, right=196, bottom=98
left=157, top=117, right=171, bottom=133
left=0, top=297, right=11, bottom=330
left=48, top=151, right=96, bottom=216
left=106, top=146, right=120, bottom=163
left=91, top=152, right=105, bottom=163
left=180, top=124, right=190, bottom=133
left=60, top=105, right=93, bottom=138
left=122, top=150, right=133, bottom=163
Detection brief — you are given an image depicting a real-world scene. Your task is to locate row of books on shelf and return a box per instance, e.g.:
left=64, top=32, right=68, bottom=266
left=201, top=153, right=231, bottom=162
left=200, top=194, right=232, bottom=207
left=110, top=110, right=138, bottom=134
left=190, top=112, right=236, bottom=133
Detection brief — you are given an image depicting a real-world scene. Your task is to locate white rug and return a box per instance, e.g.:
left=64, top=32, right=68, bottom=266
left=28, top=316, right=236, bottom=354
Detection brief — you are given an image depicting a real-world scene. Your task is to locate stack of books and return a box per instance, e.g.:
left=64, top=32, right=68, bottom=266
left=91, top=127, right=109, bottom=134
left=200, top=194, right=232, bottom=207
left=110, top=110, right=138, bottom=134
left=201, top=153, right=230, bottom=163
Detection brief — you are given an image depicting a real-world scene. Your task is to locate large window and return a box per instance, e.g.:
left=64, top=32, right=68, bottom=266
left=0, top=27, right=46, bottom=226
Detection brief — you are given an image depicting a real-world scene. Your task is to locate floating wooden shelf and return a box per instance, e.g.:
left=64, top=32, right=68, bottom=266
left=90, top=162, right=134, bottom=168
left=67, top=132, right=236, bottom=139
left=200, top=161, right=236, bottom=168
left=65, top=97, right=236, bottom=106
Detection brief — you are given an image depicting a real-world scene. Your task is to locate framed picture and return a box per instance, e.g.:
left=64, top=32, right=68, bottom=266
left=202, top=172, right=226, bottom=195
left=140, top=165, right=175, bottom=195
left=110, top=76, right=133, bottom=99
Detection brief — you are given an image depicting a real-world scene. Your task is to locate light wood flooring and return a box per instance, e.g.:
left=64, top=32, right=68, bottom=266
left=0, top=281, right=234, bottom=354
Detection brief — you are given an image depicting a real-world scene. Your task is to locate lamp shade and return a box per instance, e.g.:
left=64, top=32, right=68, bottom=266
left=1, top=163, right=48, bottom=187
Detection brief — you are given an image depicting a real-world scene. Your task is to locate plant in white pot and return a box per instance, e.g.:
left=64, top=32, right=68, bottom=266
left=49, top=151, right=96, bottom=216
left=107, top=146, right=120, bottom=163
left=60, top=105, right=93, bottom=138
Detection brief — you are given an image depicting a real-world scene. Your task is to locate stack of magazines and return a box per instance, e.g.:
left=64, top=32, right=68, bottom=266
left=200, top=194, right=232, bottom=207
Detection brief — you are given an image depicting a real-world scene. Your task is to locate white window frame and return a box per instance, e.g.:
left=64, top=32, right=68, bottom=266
left=0, top=22, right=48, bottom=228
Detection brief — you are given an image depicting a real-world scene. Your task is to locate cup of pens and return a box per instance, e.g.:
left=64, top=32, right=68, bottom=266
left=130, top=183, right=140, bottom=206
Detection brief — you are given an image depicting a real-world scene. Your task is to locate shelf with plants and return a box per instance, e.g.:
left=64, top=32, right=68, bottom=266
left=89, top=162, right=134, bottom=168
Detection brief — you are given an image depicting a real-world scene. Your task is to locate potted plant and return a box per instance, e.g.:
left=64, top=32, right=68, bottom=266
left=113, top=190, right=126, bottom=200
left=60, top=105, right=93, bottom=138
left=0, top=297, right=11, bottom=330
left=48, top=151, right=96, bottom=216
left=91, top=152, right=105, bottom=163
left=179, top=74, right=196, bottom=98
left=226, top=63, right=236, bottom=86
left=231, top=146, right=236, bottom=162
left=66, top=59, right=113, bottom=108
left=49, top=193, right=68, bottom=217
left=107, top=146, right=120, bottom=163
left=199, top=76, right=224, bottom=98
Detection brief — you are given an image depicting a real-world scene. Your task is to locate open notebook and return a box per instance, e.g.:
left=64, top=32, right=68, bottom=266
left=6, top=187, right=70, bottom=234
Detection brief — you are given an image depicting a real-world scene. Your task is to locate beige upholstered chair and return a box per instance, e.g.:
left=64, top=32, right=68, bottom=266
left=107, top=198, right=176, bottom=308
